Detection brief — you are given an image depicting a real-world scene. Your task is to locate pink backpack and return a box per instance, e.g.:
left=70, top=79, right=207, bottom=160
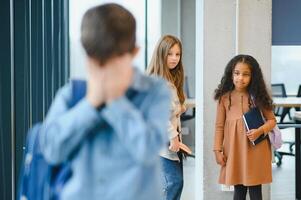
left=250, top=95, right=283, bottom=149
left=268, top=125, right=283, bottom=149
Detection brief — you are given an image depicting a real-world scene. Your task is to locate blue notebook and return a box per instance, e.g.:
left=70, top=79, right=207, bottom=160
left=242, top=107, right=268, bottom=145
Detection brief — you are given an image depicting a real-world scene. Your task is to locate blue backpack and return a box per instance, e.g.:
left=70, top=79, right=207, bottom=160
left=18, top=80, right=86, bottom=200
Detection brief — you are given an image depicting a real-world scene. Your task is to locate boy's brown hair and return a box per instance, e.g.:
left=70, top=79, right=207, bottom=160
left=81, top=3, right=136, bottom=65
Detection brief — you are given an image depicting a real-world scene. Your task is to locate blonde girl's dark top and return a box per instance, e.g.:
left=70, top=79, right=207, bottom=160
left=214, top=91, right=277, bottom=186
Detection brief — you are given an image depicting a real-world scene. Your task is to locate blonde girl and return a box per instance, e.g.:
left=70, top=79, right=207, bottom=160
left=148, top=35, right=186, bottom=200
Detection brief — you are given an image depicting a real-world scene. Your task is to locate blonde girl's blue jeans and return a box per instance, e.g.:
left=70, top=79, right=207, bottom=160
left=160, top=156, right=183, bottom=200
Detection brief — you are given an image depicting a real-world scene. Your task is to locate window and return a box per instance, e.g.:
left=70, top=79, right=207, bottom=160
left=272, top=46, right=301, bottom=95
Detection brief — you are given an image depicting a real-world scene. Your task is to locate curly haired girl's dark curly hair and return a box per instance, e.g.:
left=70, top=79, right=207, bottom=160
left=214, top=54, right=273, bottom=110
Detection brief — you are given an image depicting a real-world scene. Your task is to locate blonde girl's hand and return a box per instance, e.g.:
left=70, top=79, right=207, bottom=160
left=246, top=129, right=262, bottom=141
left=175, top=105, right=187, bottom=118
left=214, top=151, right=227, bottom=166
left=169, top=136, right=180, bottom=152
left=181, top=105, right=186, bottom=114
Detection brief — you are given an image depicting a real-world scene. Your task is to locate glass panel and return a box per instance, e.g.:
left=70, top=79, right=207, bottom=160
left=272, top=46, right=301, bottom=95
left=146, top=0, right=161, bottom=66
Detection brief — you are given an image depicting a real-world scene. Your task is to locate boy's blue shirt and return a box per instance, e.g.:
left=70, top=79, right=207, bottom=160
left=39, top=68, right=170, bottom=200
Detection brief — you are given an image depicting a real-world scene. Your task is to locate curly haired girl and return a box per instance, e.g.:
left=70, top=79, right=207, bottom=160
left=213, top=54, right=277, bottom=200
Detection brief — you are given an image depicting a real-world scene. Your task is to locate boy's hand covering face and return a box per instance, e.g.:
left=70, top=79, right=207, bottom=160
left=86, top=62, right=106, bottom=108
left=104, top=57, right=133, bottom=104
left=86, top=54, right=134, bottom=108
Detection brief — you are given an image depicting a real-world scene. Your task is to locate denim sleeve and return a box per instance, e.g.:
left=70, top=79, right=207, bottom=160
left=102, top=81, right=170, bottom=166
left=39, top=84, right=101, bottom=164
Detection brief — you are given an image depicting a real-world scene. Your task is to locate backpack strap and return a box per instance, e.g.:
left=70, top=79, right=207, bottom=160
left=250, top=94, right=256, bottom=107
left=69, top=80, right=87, bottom=108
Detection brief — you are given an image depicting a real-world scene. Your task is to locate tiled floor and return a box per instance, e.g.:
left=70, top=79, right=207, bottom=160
left=182, top=157, right=195, bottom=200
left=181, top=127, right=295, bottom=200
left=271, top=127, right=295, bottom=200
left=271, top=156, right=294, bottom=200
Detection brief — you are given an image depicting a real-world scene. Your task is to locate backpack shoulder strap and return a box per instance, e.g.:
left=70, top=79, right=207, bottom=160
left=250, top=94, right=256, bottom=107
left=27, top=123, right=42, bottom=153
left=69, top=79, right=87, bottom=108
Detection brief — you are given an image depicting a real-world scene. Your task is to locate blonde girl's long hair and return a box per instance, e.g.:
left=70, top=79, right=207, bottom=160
left=147, top=35, right=185, bottom=105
